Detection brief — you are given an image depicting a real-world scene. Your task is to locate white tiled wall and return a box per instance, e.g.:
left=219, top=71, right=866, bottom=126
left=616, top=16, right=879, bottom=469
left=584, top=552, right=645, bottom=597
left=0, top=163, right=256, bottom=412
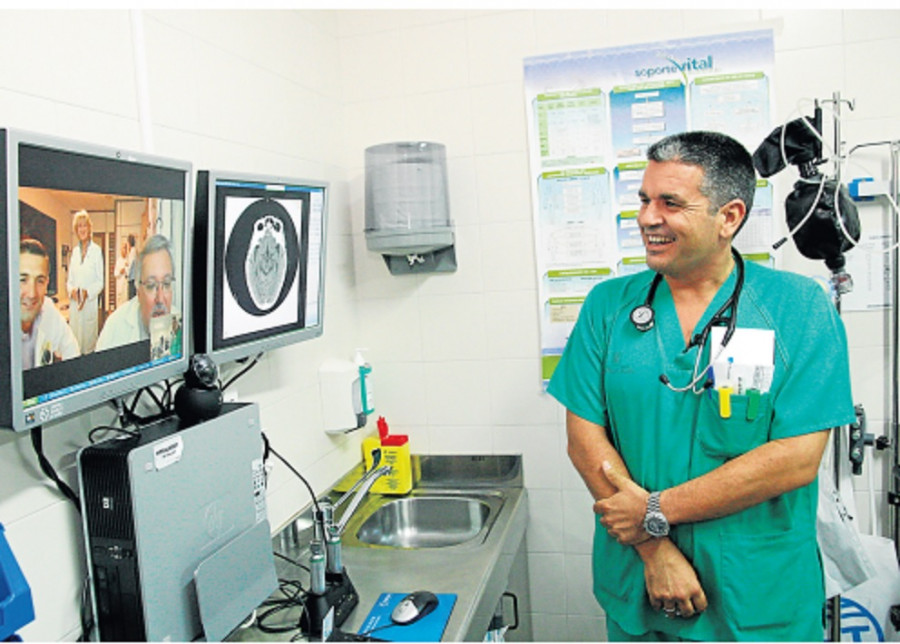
left=0, top=8, right=897, bottom=642
left=336, top=8, right=900, bottom=641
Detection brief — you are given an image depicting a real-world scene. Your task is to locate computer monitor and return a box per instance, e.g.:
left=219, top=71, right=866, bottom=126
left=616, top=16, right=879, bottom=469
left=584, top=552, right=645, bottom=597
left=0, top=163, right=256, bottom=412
left=1, top=128, right=192, bottom=432
left=193, top=170, right=327, bottom=366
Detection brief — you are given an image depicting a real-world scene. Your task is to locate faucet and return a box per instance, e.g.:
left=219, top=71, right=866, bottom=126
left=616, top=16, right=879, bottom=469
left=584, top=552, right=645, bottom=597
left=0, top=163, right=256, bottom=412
left=311, top=449, right=391, bottom=575
left=333, top=462, right=392, bottom=534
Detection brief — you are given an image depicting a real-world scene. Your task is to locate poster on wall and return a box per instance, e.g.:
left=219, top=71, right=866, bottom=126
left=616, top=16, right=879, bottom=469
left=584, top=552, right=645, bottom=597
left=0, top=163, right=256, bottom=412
left=523, top=29, right=776, bottom=387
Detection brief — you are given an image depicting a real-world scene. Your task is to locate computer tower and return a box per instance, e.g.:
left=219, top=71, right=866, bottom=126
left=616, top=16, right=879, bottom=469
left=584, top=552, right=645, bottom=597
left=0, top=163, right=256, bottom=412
left=78, top=403, right=277, bottom=641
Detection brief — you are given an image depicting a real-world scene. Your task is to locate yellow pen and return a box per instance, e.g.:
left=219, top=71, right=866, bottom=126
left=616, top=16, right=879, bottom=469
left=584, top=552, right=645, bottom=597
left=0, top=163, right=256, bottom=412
left=718, top=386, right=733, bottom=419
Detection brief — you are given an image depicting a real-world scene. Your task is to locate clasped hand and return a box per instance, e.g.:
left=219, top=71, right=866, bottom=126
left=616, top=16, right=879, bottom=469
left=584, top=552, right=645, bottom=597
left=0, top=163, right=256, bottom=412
left=595, top=463, right=709, bottom=617
left=595, top=461, right=651, bottom=545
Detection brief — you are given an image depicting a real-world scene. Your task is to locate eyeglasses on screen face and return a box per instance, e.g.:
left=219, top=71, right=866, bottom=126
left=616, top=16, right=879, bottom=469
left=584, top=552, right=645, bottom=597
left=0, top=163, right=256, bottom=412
left=140, top=277, right=175, bottom=294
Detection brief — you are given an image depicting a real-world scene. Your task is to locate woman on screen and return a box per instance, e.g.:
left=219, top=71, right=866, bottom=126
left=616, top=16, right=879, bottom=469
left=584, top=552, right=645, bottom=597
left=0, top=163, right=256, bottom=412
left=67, top=210, right=104, bottom=354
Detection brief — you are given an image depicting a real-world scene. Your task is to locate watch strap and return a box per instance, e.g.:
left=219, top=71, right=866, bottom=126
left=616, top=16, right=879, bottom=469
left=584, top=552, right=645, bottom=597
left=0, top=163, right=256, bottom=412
left=643, top=490, right=669, bottom=537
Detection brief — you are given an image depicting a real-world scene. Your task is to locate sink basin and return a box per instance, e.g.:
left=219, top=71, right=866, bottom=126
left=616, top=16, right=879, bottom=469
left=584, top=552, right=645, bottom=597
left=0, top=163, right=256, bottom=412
left=352, top=494, right=503, bottom=549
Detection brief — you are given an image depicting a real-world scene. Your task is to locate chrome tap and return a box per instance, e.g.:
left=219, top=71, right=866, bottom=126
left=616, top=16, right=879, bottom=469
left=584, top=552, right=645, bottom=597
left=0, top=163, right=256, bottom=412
left=335, top=463, right=391, bottom=534
left=333, top=448, right=382, bottom=514
left=309, top=450, right=390, bottom=576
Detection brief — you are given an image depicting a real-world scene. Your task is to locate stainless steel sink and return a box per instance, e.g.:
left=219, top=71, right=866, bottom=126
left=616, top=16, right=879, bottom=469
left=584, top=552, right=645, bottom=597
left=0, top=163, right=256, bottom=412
left=347, top=492, right=505, bottom=549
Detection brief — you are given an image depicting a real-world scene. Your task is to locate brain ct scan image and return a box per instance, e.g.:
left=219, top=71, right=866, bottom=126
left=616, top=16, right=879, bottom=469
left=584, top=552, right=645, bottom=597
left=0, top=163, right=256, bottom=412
left=224, top=198, right=300, bottom=317
left=246, top=215, right=287, bottom=309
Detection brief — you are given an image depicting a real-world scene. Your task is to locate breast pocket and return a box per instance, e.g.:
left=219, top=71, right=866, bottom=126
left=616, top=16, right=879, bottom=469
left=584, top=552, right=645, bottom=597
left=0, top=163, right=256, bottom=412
left=697, top=390, right=771, bottom=459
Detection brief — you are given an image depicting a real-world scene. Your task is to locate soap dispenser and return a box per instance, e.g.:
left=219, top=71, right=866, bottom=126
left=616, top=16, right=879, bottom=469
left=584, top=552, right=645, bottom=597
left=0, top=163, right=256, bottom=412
left=319, top=350, right=375, bottom=433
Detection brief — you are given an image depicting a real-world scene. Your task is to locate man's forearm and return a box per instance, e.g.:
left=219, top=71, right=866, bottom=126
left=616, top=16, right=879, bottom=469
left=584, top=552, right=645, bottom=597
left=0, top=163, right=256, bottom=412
left=568, top=411, right=659, bottom=555
left=566, top=410, right=627, bottom=501
left=659, top=430, right=830, bottom=526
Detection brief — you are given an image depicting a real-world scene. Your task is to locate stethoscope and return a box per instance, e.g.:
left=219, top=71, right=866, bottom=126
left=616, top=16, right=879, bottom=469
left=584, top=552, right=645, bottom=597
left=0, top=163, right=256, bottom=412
left=629, top=248, right=745, bottom=393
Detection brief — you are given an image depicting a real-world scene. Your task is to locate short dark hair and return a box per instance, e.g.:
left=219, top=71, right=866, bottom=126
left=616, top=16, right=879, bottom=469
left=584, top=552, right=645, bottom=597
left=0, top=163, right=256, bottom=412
left=20, top=238, right=49, bottom=260
left=647, top=131, right=756, bottom=224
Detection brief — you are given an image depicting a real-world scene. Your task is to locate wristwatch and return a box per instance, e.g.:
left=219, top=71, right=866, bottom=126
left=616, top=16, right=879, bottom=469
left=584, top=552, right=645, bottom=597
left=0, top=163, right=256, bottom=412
left=643, top=491, right=670, bottom=537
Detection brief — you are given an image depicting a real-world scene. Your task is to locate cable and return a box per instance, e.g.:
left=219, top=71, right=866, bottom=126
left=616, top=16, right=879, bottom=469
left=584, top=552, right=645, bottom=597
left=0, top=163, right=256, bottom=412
left=775, top=98, right=836, bottom=172
left=126, top=387, right=149, bottom=423
left=772, top=173, right=829, bottom=250
left=264, top=433, right=321, bottom=515
left=30, top=426, right=81, bottom=512
left=357, top=619, right=400, bottom=639
left=88, top=425, right=141, bottom=444
left=163, top=378, right=179, bottom=409
left=221, top=352, right=264, bottom=391
left=256, top=578, right=308, bottom=634
left=143, top=383, right=167, bottom=414
left=121, top=382, right=182, bottom=426
left=77, top=574, right=95, bottom=641
left=275, top=550, right=311, bottom=573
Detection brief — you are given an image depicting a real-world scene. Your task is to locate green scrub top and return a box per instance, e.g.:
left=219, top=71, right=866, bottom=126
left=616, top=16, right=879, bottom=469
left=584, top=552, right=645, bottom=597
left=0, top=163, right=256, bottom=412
left=548, top=260, right=856, bottom=641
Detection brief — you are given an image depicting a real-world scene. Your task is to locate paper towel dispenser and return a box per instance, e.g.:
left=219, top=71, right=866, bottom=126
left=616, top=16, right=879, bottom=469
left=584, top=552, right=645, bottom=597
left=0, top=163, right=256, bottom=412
left=365, top=141, right=456, bottom=275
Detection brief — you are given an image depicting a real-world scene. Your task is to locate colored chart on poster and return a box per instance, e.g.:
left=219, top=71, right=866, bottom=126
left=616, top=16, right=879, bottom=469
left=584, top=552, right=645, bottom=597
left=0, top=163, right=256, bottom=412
left=609, top=80, right=687, bottom=161
left=533, top=89, right=607, bottom=169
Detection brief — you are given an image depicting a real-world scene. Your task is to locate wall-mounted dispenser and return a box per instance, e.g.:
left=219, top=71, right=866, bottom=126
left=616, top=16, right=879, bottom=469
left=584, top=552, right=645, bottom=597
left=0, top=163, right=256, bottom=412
left=365, top=141, right=456, bottom=275
left=320, top=350, right=374, bottom=434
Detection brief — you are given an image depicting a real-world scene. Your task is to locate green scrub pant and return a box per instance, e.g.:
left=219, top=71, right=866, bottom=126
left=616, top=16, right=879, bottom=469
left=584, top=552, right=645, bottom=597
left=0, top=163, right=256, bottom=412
left=607, top=618, right=696, bottom=642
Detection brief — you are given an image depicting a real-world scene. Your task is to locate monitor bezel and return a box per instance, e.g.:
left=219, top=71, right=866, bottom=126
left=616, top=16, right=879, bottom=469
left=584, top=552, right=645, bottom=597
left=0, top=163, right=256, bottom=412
left=194, top=169, right=328, bottom=367
left=3, top=128, right=193, bottom=432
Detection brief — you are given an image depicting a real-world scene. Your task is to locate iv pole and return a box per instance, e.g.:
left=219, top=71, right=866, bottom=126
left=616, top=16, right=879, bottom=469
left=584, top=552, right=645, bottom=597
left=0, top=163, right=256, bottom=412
left=844, top=128, right=900, bottom=636
left=821, top=91, right=855, bottom=643
left=846, top=136, right=900, bottom=554
left=822, top=91, right=900, bottom=640
left=848, top=140, right=900, bottom=557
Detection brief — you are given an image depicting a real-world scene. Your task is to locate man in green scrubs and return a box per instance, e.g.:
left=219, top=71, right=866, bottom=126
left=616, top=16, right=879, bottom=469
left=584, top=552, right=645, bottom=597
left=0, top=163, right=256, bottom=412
left=548, top=131, right=855, bottom=641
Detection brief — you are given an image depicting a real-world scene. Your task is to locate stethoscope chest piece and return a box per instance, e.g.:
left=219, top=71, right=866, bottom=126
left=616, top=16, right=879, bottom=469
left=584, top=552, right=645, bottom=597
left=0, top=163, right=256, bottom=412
left=630, top=304, right=655, bottom=332
left=631, top=272, right=663, bottom=333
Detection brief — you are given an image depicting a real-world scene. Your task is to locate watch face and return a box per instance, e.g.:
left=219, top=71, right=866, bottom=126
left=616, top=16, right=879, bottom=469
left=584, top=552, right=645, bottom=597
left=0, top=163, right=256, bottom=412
left=645, top=513, right=669, bottom=537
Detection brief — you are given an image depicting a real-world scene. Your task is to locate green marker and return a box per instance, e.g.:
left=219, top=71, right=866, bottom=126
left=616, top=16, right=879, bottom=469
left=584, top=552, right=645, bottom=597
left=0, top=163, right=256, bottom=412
left=746, top=389, right=761, bottom=421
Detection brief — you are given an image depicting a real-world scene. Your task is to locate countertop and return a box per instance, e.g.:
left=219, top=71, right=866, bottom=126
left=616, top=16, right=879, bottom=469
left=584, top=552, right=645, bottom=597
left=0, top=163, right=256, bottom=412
left=229, top=454, right=528, bottom=642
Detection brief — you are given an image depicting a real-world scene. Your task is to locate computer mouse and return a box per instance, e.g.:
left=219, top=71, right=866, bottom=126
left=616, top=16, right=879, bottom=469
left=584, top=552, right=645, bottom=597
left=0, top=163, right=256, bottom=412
left=390, top=590, right=439, bottom=625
